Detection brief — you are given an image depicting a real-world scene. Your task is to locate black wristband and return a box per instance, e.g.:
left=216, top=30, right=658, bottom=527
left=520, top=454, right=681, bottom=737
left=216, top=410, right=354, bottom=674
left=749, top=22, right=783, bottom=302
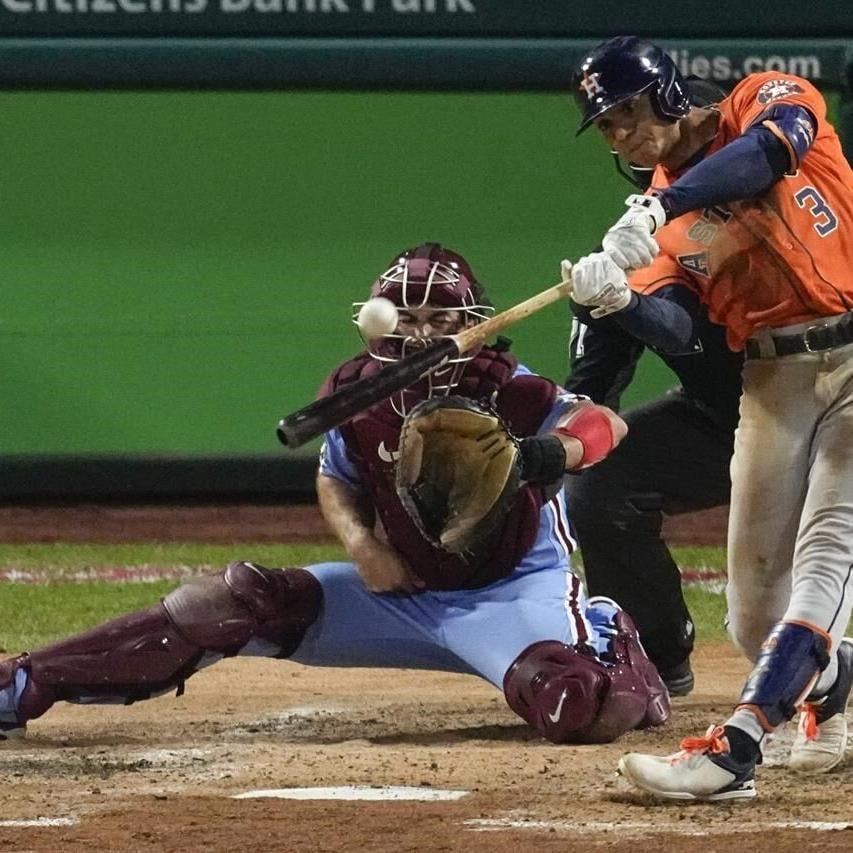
left=519, top=435, right=567, bottom=484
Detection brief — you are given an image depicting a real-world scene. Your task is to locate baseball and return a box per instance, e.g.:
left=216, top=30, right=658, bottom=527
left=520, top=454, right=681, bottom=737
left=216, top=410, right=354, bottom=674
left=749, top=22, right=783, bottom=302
left=357, top=297, right=398, bottom=338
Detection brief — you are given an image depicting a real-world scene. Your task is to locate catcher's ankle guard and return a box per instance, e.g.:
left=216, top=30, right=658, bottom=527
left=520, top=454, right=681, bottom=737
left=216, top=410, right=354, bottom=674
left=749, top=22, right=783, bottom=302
left=736, top=621, right=830, bottom=731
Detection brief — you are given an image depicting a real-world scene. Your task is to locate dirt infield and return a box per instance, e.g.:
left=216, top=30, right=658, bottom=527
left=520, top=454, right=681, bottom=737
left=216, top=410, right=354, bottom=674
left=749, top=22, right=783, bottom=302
left=0, top=501, right=729, bottom=545
left=1, top=648, right=852, bottom=853
left=1, top=503, right=851, bottom=852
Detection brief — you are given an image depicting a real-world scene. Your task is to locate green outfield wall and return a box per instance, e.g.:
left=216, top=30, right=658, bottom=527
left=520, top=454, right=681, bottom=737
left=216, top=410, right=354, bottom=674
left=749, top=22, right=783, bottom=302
left=0, top=90, right=676, bottom=460
left=0, top=82, right=846, bottom=497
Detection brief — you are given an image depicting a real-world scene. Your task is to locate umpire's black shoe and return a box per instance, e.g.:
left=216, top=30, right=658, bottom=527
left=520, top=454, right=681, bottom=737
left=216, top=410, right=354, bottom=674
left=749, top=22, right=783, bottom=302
left=660, top=659, right=695, bottom=697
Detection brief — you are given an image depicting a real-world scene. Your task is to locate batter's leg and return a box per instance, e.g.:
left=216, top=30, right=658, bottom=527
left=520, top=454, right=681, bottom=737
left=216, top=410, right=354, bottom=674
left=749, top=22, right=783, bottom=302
left=724, top=351, right=853, bottom=772
left=779, top=347, right=853, bottom=772
left=726, top=357, right=817, bottom=660
left=783, top=345, right=853, bottom=656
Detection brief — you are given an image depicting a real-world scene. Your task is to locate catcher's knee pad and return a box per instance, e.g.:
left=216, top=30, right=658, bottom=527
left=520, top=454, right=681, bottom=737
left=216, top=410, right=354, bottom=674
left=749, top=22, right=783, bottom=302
left=736, top=621, right=830, bottom=731
left=17, top=561, right=322, bottom=717
left=503, top=636, right=667, bottom=744
left=164, top=561, right=322, bottom=655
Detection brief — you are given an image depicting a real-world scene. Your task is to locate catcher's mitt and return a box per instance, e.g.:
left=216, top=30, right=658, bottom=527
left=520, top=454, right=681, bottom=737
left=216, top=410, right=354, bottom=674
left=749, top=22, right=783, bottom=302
left=395, top=396, right=524, bottom=554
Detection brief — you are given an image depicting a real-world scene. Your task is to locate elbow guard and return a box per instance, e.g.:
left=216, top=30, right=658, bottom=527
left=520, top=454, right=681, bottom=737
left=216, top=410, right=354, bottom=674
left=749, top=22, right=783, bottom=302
left=555, top=406, right=615, bottom=469
left=758, top=104, right=816, bottom=172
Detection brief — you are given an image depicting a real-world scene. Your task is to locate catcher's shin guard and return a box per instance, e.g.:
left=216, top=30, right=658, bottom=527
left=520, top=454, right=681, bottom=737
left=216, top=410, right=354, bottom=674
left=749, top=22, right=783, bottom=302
left=608, top=609, right=671, bottom=729
left=9, top=561, right=321, bottom=722
left=503, top=631, right=669, bottom=744
left=736, top=621, right=830, bottom=731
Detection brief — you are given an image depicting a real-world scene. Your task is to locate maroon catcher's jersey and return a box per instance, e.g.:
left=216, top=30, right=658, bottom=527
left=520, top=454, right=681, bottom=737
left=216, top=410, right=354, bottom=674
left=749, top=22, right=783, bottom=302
left=320, top=347, right=562, bottom=591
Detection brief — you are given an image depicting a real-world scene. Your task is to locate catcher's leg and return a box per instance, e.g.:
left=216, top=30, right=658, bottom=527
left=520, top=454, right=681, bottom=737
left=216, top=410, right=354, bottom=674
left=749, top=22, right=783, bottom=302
left=503, top=606, right=670, bottom=744
left=0, top=561, right=321, bottom=735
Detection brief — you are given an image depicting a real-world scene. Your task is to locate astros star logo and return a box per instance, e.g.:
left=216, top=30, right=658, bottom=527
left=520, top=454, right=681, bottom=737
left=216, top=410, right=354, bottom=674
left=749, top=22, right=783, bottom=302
left=579, top=71, right=604, bottom=100
left=757, top=78, right=804, bottom=104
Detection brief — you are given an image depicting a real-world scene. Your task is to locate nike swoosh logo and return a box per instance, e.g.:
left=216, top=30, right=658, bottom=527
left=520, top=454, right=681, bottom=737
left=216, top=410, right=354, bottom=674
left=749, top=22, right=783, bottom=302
left=548, top=689, right=568, bottom=724
left=378, top=441, right=401, bottom=463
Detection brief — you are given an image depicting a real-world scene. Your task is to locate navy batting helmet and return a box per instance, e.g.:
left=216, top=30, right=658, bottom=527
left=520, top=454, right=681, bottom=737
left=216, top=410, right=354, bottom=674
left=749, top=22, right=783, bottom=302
left=573, top=36, right=690, bottom=135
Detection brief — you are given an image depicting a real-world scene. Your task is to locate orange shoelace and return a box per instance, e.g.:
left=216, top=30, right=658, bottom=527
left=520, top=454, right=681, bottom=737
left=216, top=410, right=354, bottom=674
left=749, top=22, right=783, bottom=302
left=798, top=704, right=819, bottom=741
left=679, top=725, right=730, bottom=755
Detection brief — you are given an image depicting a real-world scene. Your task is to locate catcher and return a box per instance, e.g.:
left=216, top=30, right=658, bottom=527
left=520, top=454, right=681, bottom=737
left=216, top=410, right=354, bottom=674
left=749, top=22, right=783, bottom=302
left=0, top=243, right=669, bottom=745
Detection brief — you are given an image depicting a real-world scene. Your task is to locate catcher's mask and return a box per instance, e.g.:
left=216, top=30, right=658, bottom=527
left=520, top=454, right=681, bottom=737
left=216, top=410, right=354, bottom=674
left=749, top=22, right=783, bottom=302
left=352, top=242, right=495, bottom=417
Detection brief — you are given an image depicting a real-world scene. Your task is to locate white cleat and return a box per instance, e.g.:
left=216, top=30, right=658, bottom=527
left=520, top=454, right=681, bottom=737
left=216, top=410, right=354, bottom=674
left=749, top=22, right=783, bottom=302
left=789, top=639, right=853, bottom=774
left=617, top=725, right=757, bottom=802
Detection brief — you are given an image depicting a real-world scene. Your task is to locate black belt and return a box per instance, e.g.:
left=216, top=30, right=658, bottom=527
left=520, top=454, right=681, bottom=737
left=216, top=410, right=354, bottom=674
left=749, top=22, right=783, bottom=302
left=745, top=314, right=853, bottom=359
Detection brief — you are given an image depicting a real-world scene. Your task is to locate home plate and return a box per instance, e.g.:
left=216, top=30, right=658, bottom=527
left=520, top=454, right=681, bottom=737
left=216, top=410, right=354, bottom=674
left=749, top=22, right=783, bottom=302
left=232, top=786, right=469, bottom=801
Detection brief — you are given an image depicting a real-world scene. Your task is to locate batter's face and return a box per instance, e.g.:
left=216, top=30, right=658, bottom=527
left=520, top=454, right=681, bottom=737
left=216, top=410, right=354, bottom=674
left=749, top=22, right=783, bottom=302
left=593, top=93, right=681, bottom=168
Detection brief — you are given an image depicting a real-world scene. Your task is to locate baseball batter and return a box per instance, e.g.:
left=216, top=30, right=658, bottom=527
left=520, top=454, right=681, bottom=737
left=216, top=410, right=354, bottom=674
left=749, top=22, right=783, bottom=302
left=0, top=243, right=669, bottom=746
left=564, top=76, right=743, bottom=698
left=567, top=36, right=853, bottom=800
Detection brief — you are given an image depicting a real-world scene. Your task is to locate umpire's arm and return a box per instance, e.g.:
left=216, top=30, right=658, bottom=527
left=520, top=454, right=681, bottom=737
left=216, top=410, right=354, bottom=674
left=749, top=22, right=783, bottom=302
left=564, top=303, right=645, bottom=412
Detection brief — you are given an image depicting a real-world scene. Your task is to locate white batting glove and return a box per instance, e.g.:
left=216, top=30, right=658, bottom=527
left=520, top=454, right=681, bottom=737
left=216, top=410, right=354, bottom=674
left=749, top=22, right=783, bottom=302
left=570, top=252, right=633, bottom=319
left=602, top=194, right=667, bottom=271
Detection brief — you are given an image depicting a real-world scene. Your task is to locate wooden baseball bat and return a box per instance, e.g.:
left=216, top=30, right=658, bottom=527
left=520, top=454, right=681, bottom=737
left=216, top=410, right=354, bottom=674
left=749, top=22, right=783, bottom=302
left=276, top=275, right=573, bottom=448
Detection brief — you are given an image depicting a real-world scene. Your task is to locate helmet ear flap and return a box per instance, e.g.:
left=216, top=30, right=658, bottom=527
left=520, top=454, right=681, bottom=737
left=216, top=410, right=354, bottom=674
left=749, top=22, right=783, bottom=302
left=650, top=61, right=690, bottom=123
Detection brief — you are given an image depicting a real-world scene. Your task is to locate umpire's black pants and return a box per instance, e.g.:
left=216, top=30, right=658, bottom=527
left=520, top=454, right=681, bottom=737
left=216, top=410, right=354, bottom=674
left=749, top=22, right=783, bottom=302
left=564, top=390, right=734, bottom=675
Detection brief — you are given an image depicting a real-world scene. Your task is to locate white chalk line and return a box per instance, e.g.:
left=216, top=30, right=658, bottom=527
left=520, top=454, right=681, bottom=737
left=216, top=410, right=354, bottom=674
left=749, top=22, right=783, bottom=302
left=232, top=786, right=469, bottom=801
left=464, top=817, right=853, bottom=835
left=0, top=817, right=79, bottom=827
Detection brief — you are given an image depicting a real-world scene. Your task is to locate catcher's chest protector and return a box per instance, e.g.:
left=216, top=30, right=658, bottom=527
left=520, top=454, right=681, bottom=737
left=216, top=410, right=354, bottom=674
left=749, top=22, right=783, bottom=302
left=329, top=349, right=557, bottom=591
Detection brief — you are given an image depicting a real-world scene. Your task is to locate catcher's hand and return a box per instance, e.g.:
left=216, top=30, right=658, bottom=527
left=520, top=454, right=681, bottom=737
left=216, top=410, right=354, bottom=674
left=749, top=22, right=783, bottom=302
left=396, top=396, right=566, bottom=554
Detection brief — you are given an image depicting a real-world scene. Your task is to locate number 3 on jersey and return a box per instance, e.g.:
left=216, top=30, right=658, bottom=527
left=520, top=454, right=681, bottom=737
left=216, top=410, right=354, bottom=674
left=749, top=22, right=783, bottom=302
left=794, top=186, right=838, bottom=237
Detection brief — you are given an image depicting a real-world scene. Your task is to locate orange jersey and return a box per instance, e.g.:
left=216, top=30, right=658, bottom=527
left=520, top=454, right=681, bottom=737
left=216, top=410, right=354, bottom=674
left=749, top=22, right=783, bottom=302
left=629, top=72, right=853, bottom=350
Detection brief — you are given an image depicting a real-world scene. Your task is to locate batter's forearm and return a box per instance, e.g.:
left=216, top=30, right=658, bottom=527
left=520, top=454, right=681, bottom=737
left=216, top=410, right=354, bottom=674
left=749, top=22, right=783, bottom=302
left=611, top=292, right=696, bottom=353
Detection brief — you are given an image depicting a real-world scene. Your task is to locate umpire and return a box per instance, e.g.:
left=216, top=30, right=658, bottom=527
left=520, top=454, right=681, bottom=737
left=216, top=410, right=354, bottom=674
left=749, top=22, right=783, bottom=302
left=563, top=78, right=742, bottom=696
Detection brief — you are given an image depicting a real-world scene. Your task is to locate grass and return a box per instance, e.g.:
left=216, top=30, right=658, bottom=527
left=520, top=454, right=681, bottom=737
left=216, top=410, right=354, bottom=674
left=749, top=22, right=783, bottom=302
left=0, top=582, right=180, bottom=653
left=0, top=542, right=346, bottom=570
left=0, top=543, right=729, bottom=652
